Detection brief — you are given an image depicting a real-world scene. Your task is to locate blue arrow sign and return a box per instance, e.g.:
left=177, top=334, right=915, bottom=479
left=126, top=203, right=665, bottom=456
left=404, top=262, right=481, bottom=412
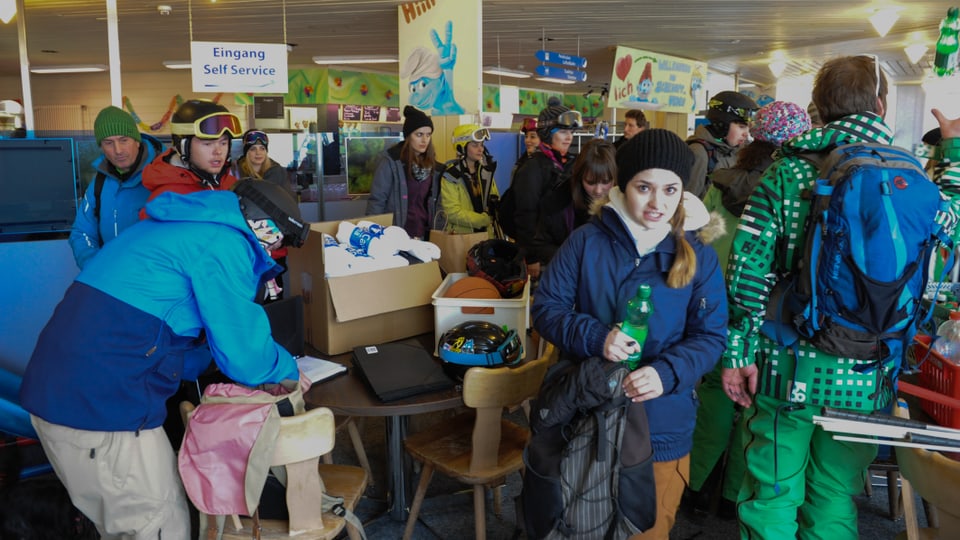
left=536, top=50, right=588, bottom=69
left=535, top=64, right=588, bottom=82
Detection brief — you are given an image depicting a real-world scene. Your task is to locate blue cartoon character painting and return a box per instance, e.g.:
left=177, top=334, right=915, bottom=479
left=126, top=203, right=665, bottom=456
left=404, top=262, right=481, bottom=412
left=401, top=20, right=464, bottom=115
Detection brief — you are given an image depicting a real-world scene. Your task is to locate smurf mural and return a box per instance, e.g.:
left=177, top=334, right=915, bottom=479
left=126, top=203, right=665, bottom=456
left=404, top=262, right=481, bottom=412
left=398, top=0, right=481, bottom=115
left=608, top=46, right=707, bottom=114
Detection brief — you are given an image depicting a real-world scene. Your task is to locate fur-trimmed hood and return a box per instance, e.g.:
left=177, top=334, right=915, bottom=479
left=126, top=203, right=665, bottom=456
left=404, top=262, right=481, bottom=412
left=587, top=189, right=726, bottom=245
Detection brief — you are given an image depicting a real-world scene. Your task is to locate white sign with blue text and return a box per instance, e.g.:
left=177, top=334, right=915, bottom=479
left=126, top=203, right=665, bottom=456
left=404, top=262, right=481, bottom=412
left=190, top=41, right=288, bottom=93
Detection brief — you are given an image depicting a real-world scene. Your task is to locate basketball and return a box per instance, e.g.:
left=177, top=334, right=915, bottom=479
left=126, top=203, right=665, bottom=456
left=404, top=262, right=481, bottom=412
left=444, top=276, right=501, bottom=315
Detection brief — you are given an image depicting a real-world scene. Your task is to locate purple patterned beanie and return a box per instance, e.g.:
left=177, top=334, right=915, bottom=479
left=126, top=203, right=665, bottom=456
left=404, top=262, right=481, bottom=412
left=751, top=101, right=811, bottom=146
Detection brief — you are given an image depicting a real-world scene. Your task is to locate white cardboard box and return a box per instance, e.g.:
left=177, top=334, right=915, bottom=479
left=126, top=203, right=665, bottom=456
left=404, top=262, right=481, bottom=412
left=431, top=272, right=531, bottom=359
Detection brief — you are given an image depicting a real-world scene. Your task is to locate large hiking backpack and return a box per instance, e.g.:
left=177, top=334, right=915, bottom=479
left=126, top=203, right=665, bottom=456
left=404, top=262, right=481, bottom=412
left=521, top=356, right=656, bottom=540
left=767, top=142, right=952, bottom=363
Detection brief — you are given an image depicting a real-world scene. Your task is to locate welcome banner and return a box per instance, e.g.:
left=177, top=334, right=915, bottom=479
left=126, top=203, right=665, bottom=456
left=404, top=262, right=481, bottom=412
left=607, top=46, right=707, bottom=114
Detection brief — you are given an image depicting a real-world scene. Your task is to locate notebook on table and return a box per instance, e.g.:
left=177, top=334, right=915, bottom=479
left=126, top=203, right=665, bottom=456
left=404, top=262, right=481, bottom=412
left=352, top=342, right=455, bottom=402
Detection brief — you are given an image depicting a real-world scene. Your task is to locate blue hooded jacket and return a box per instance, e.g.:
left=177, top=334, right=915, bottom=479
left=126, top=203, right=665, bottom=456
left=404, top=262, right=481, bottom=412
left=532, top=205, right=728, bottom=461
left=68, top=133, right=164, bottom=269
left=21, top=190, right=298, bottom=432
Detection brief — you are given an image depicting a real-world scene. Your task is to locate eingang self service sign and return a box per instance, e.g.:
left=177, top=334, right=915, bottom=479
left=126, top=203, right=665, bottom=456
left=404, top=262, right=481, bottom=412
left=190, top=41, right=289, bottom=94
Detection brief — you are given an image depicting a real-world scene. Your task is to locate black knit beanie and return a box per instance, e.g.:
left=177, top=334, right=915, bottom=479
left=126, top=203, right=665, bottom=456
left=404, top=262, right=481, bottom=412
left=402, top=106, right=434, bottom=139
left=616, top=128, right=694, bottom=191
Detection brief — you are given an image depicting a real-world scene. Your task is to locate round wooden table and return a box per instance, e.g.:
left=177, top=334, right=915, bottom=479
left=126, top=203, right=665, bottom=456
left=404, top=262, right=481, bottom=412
left=303, top=340, right=463, bottom=522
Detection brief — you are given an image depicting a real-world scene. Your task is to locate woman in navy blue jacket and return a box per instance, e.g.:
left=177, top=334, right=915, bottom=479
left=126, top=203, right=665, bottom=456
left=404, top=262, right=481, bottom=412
left=532, top=129, right=728, bottom=539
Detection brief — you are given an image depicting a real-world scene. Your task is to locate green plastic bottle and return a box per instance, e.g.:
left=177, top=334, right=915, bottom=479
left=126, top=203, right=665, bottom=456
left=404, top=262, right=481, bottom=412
left=621, top=284, right=653, bottom=370
left=934, top=7, right=960, bottom=77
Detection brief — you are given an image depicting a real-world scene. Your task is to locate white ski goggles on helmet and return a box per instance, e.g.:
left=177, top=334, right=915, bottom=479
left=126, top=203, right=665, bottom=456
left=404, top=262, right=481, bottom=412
left=540, top=110, right=583, bottom=130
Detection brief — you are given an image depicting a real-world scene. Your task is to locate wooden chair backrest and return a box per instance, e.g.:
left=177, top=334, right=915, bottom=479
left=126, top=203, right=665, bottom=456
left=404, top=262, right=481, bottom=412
left=180, top=401, right=337, bottom=466
left=461, top=345, right=552, bottom=473
left=462, top=344, right=552, bottom=410
left=895, top=402, right=960, bottom=539
left=272, top=407, right=336, bottom=466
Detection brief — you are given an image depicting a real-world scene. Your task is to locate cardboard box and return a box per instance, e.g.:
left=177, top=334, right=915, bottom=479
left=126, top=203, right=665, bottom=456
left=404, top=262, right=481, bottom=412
left=286, top=214, right=442, bottom=355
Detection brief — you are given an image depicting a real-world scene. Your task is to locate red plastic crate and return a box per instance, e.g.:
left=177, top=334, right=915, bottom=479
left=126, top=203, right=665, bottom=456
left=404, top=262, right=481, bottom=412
left=912, top=335, right=960, bottom=428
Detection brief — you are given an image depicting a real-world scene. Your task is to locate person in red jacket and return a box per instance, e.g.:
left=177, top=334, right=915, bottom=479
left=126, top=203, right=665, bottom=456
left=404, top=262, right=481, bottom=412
left=142, top=99, right=242, bottom=207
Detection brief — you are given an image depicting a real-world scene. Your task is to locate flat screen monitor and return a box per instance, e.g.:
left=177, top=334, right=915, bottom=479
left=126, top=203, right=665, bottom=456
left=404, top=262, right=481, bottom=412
left=0, top=138, right=78, bottom=235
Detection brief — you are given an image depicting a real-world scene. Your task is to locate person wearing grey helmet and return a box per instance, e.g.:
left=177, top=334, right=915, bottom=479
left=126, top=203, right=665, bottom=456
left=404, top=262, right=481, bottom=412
left=686, top=91, right=758, bottom=199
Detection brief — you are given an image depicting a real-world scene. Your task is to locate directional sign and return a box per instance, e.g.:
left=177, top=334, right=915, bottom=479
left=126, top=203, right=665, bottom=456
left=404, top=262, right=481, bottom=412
left=535, top=64, right=588, bottom=82
left=536, top=49, right=588, bottom=69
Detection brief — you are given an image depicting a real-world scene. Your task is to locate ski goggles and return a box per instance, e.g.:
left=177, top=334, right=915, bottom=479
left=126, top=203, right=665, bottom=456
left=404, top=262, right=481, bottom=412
left=540, top=110, right=583, bottom=130
left=453, top=128, right=491, bottom=145
left=521, top=117, right=538, bottom=133
left=708, top=100, right=757, bottom=123
left=242, top=130, right=269, bottom=147
left=171, top=112, right=243, bottom=139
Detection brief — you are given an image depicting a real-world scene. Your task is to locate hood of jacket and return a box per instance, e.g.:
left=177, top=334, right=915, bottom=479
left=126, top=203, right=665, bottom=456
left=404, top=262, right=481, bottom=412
left=93, top=133, right=164, bottom=185
left=386, top=140, right=404, bottom=161
left=144, top=190, right=279, bottom=279
left=142, top=148, right=204, bottom=191
left=709, top=154, right=773, bottom=218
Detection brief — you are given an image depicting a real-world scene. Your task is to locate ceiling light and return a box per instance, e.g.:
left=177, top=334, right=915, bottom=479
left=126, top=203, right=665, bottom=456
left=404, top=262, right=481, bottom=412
left=162, top=60, right=192, bottom=70
left=869, top=9, right=900, bottom=37
left=30, top=64, right=108, bottom=74
left=312, top=55, right=398, bottom=65
left=534, top=76, right=576, bottom=85
left=483, top=65, right=532, bottom=79
left=769, top=58, right=788, bottom=78
left=0, top=0, right=15, bottom=24
left=904, top=44, right=928, bottom=64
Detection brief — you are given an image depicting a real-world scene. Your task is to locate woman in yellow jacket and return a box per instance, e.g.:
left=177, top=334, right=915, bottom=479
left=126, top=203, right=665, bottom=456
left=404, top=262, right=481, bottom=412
left=440, top=124, right=499, bottom=235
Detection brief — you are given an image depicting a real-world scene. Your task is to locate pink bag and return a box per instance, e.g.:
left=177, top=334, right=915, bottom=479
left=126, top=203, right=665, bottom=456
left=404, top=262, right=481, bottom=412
left=177, top=378, right=307, bottom=516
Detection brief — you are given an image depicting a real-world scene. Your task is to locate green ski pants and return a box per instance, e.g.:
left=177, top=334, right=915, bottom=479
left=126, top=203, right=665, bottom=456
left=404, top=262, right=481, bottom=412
left=736, top=393, right=878, bottom=540
left=689, top=364, right=745, bottom=502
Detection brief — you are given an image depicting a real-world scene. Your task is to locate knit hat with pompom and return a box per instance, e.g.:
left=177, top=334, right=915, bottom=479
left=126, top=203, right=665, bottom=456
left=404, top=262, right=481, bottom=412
left=751, top=101, right=811, bottom=146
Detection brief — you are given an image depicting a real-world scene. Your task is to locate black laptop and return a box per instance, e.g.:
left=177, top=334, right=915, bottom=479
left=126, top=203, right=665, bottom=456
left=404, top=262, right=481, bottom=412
left=352, top=342, right=455, bottom=402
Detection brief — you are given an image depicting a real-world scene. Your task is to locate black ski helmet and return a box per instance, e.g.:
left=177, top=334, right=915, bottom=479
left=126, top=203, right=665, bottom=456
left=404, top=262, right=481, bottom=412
left=233, top=179, right=309, bottom=248
left=705, top=91, right=758, bottom=139
left=466, top=239, right=528, bottom=298
left=438, top=320, right=523, bottom=381
left=170, top=99, right=242, bottom=163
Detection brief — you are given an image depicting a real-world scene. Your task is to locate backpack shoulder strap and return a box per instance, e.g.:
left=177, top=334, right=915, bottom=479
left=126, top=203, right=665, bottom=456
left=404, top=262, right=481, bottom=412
left=92, top=171, right=107, bottom=222
left=689, top=139, right=718, bottom=172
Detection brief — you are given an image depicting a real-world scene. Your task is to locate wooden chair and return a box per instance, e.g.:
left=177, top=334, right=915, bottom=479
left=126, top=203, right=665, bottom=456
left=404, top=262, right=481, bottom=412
left=895, top=403, right=960, bottom=540
left=401, top=345, right=553, bottom=540
left=180, top=402, right=368, bottom=540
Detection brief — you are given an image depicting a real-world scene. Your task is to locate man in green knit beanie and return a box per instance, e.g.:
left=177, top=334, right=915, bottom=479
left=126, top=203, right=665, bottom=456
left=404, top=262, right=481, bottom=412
left=68, top=105, right=164, bottom=269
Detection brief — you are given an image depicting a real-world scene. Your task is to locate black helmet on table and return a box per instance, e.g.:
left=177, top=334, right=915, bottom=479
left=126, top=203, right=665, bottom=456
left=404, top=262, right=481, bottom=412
left=438, top=320, right=524, bottom=381
left=233, top=179, right=309, bottom=248
left=466, top=239, right=528, bottom=298
left=705, top=91, right=758, bottom=139
left=170, top=100, right=243, bottom=185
